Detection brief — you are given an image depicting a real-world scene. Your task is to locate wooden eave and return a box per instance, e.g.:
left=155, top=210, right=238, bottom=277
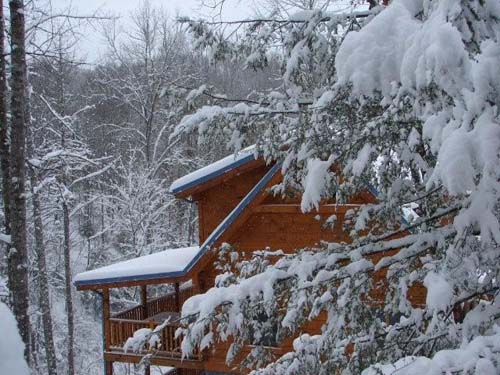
left=75, top=273, right=193, bottom=291
left=174, top=158, right=266, bottom=200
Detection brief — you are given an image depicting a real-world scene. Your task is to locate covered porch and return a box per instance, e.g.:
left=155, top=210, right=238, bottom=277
left=74, top=246, right=205, bottom=374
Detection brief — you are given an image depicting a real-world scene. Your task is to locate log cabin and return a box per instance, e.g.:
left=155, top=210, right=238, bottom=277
left=74, top=147, right=426, bottom=375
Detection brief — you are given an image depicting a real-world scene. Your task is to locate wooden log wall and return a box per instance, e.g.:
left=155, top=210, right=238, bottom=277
left=192, top=168, right=427, bottom=373
left=195, top=164, right=269, bottom=243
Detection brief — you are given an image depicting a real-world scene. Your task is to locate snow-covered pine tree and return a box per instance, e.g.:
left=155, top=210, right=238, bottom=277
left=174, top=1, right=500, bottom=373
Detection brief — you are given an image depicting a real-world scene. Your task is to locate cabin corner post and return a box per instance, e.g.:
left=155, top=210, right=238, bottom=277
left=192, top=272, right=199, bottom=294
left=102, top=288, right=113, bottom=375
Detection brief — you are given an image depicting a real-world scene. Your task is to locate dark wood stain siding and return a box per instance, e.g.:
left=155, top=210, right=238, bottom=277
left=192, top=167, right=426, bottom=373
left=195, top=165, right=269, bottom=243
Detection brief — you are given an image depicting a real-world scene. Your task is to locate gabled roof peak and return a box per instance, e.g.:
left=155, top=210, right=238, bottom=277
left=169, top=145, right=258, bottom=197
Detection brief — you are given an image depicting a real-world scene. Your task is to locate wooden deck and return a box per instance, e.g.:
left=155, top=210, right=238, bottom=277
left=106, top=286, right=204, bottom=369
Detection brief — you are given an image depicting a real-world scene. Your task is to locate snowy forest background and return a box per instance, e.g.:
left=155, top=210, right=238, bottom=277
left=1, top=0, right=273, bottom=373
left=1, top=0, right=499, bottom=374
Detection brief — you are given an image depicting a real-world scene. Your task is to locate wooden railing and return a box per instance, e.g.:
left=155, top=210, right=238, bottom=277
left=113, top=286, right=196, bottom=320
left=110, top=318, right=154, bottom=347
left=109, top=318, right=202, bottom=360
left=108, top=285, right=201, bottom=361
left=113, top=304, right=146, bottom=321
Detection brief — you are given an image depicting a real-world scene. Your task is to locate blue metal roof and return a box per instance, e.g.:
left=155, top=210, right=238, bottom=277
left=74, top=163, right=281, bottom=288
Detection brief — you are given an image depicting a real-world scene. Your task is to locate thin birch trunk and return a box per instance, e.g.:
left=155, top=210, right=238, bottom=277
left=55, top=41, right=75, bottom=375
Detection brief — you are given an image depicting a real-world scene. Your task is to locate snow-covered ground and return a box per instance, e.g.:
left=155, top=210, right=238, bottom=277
left=0, top=303, right=30, bottom=375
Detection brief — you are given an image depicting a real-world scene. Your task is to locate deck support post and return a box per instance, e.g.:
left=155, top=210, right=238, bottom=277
left=102, top=288, right=112, bottom=375
left=144, top=365, right=150, bottom=375
left=105, top=361, right=113, bottom=375
left=102, top=288, right=111, bottom=351
left=174, top=282, right=180, bottom=312
left=141, top=285, right=148, bottom=318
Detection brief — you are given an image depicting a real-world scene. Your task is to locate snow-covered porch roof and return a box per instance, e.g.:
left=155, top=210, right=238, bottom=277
left=73, top=246, right=200, bottom=289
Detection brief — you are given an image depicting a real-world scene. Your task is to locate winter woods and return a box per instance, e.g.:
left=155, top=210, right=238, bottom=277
left=0, top=0, right=271, bottom=374
left=0, top=0, right=499, bottom=374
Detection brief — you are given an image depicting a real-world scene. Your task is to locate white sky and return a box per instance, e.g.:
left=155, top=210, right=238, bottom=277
left=49, top=0, right=254, bottom=63
left=60, top=0, right=249, bottom=19
left=47, top=0, right=362, bottom=63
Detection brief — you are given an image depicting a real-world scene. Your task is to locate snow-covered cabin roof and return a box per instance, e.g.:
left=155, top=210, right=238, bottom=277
left=73, top=246, right=200, bottom=287
left=169, top=146, right=257, bottom=196
left=74, top=162, right=281, bottom=289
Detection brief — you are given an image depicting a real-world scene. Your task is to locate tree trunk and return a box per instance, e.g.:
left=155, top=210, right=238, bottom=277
left=25, top=44, right=57, bottom=372
left=52, top=38, right=76, bottom=375
left=0, top=0, right=11, bottom=237
left=8, top=0, right=31, bottom=363
left=31, top=174, right=58, bottom=375
left=63, top=201, right=75, bottom=375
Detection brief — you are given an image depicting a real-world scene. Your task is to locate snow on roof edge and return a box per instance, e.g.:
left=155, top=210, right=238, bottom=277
left=169, top=146, right=257, bottom=195
left=73, top=246, right=200, bottom=287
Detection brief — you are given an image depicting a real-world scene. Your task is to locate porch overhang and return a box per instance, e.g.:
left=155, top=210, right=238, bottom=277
left=73, top=246, right=200, bottom=290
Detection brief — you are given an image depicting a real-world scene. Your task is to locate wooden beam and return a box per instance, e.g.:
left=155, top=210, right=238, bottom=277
left=105, top=361, right=113, bottom=375
left=253, top=204, right=362, bottom=214
left=102, top=288, right=111, bottom=352
left=140, top=285, right=148, bottom=318
left=76, top=274, right=192, bottom=291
